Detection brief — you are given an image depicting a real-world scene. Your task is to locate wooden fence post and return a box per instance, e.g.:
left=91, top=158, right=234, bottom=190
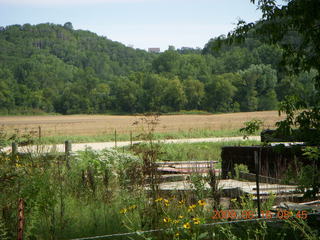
left=114, top=129, right=117, bottom=148
left=17, top=198, right=24, bottom=240
left=12, top=142, right=18, bottom=156
left=65, top=140, right=72, bottom=169
left=130, top=131, right=133, bottom=147
left=38, top=126, right=42, bottom=140
left=255, top=151, right=261, bottom=218
left=65, top=140, right=72, bottom=154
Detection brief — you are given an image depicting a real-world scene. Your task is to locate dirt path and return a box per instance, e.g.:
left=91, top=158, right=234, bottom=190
left=4, top=136, right=260, bottom=153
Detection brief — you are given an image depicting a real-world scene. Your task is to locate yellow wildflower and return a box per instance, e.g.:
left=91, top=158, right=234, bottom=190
left=163, top=217, right=171, bottom=223
left=188, top=204, right=197, bottom=212
left=183, top=222, right=191, bottom=229
left=163, top=199, right=170, bottom=207
left=178, top=215, right=184, bottom=219
left=173, top=219, right=180, bottom=224
left=198, top=200, right=206, bottom=206
left=178, top=200, right=185, bottom=205
left=155, top=197, right=163, bottom=202
left=129, top=205, right=137, bottom=210
left=175, top=232, right=180, bottom=237
left=119, top=208, right=127, bottom=214
left=192, top=217, right=200, bottom=225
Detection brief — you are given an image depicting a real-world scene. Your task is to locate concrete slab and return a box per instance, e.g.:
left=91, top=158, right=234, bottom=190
left=150, top=179, right=298, bottom=196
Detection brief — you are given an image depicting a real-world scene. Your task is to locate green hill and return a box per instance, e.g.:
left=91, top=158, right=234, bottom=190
left=0, top=22, right=316, bottom=114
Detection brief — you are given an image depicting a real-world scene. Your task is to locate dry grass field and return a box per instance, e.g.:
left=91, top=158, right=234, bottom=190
left=0, top=111, right=284, bottom=138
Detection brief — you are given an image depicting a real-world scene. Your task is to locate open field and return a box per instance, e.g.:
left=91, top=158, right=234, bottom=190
left=0, top=111, right=284, bottom=138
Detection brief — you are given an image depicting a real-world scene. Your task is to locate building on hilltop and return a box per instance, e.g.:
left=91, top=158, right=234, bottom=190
left=148, top=48, right=160, bottom=53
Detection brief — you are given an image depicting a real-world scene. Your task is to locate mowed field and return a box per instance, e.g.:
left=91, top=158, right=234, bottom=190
left=0, top=111, right=284, bottom=138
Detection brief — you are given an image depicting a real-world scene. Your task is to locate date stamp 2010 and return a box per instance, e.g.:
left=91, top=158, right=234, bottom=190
left=212, top=210, right=308, bottom=220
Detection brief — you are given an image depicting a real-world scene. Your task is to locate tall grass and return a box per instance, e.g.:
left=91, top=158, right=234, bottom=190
left=0, top=148, right=145, bottom=239
left=157, top=140, right=260, bottom=168
left=31, top=128, right=244, bottom=145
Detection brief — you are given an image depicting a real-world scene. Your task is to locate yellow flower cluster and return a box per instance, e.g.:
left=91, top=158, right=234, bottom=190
left=187, top=204, right=197, bottom=212
left=119, top=205, right=137, bottom=214
left=163, top=217, right=181, bottom=225
left=119, top=208, right=127, bottom=214
left=155, top=197, right=170, bottom=206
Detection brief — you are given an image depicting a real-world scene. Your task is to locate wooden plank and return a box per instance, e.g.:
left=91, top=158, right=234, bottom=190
left=253, top=186, right=297, bottom=191
left=157, top=160, right=218, bottom=165
left=168, top=165, right=215, bottom=169
left=299, top=200, right=320, bottom=205
left=157, top=167, right=221, bottom=174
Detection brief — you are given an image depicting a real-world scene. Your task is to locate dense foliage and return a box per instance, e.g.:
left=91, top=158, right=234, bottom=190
left=0, top=22, right=316, bottom=114
left=228, top=0, right=320, bottom=144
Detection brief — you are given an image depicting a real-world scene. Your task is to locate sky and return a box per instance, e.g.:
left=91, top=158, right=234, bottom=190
left=0, top=0, right=263, bottom=51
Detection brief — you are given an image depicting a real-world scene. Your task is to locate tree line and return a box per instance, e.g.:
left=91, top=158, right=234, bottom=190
left=0, top=22, right=316, bottom=114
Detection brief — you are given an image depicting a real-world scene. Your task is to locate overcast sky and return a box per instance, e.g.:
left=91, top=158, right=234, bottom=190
left=0, top=0, right=263, bottom=51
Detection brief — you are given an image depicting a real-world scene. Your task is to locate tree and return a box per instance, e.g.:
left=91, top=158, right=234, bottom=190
left=142, top=74, right=169, bottom=112
left=240, top=64, right=278, bottom=111
left=179, top=54, right=210, bottom=81
left=63, top=22, right=73, bottom=30
left=0, top=68, right=15, bottom=112
left=205, top=73, right=239, bottom=112
left=89, top=83, right=111, bottom=113
left=183, top=78, right=205, bottom=110
left=230, top=0, right=320, bottom=143
left=276, top=71, right=317, bottom=105
left=152, top=50, right=181, bottom=75
left=161, top=77, right=187, bottom=112
left=111, top=77, right=141, bottom=113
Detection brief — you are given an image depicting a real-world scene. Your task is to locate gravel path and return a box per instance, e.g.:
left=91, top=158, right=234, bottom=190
left=4, top=136, right=260, bottom=153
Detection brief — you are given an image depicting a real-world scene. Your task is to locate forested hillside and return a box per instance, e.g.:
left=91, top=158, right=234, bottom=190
left=0, top=22, right=316, bottom=114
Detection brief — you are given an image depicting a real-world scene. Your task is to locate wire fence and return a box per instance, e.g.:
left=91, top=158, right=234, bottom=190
left=70, top=213, right=320, bottom=240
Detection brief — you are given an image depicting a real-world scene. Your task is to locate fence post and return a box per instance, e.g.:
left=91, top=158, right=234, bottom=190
left=12, top=142, right=18, bottom=156
left=254, top=150, right=261, bottom=218
left=38, top=126, right=42, bottom=140
left=130, top=131, right=133, bottom=147
left=17, top=198, right=24, bottom=240
left=114, top=129, right=117, bottom=148
left=65, top=140, right=72, bottom=169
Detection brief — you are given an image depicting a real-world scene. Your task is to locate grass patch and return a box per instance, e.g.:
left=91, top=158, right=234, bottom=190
left=157, top=140, right=260, bottom=168
left=33, top=129, right=245, bottom=145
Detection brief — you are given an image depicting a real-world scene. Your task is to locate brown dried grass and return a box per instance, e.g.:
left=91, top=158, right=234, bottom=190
left=0, top=111, right=284, bottom=137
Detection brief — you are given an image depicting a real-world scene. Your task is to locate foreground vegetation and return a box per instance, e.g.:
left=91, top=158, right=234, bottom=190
left=1, top=141, right=319, bottom=240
